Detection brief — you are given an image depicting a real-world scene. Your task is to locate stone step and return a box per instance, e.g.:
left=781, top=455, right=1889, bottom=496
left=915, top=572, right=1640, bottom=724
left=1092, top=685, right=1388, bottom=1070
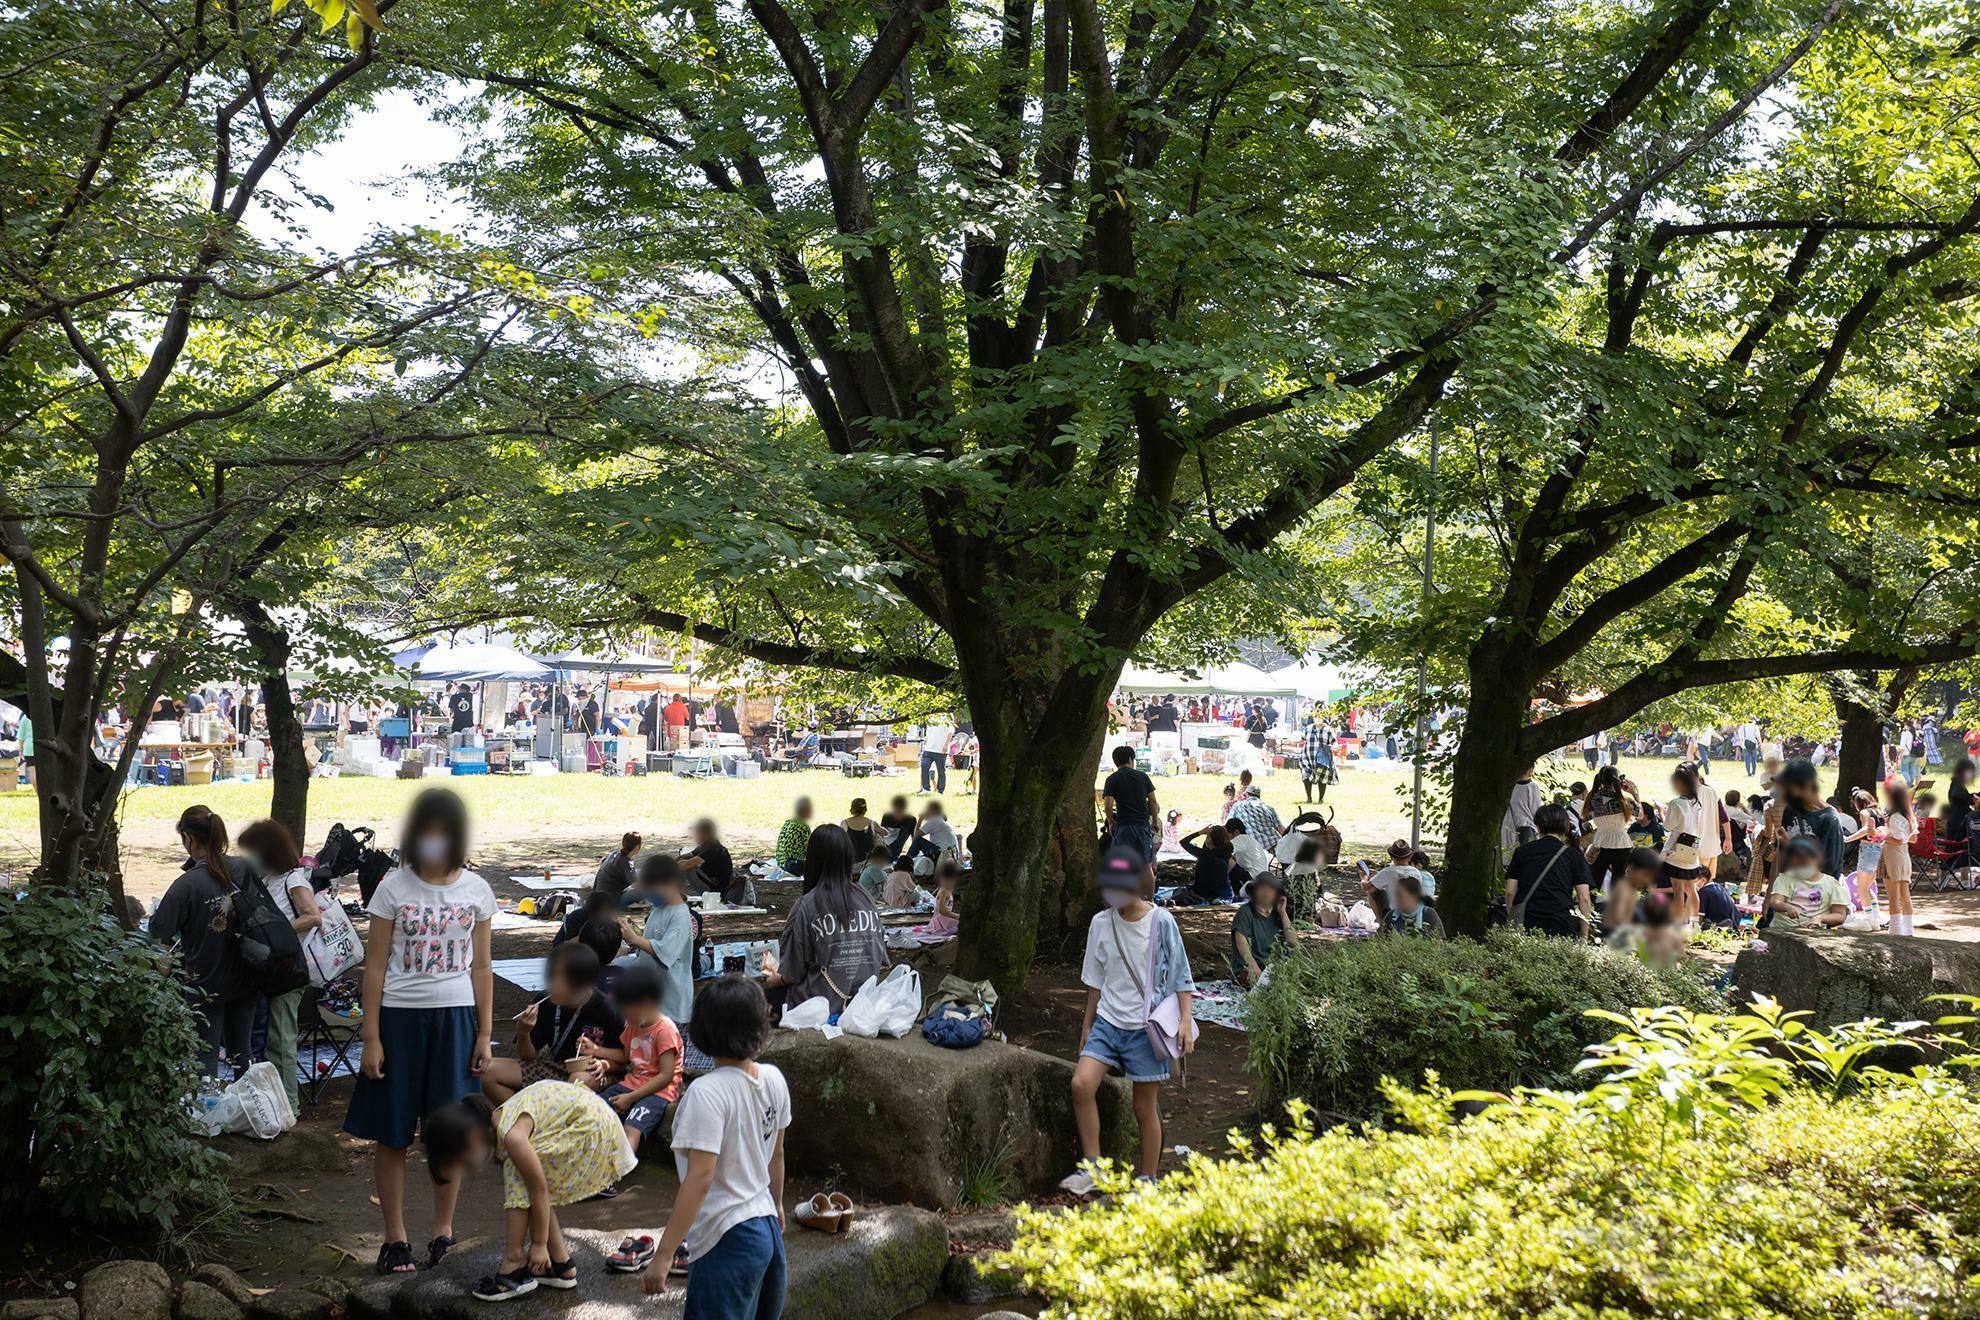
left=345, top=1208, right=945, bottom=1320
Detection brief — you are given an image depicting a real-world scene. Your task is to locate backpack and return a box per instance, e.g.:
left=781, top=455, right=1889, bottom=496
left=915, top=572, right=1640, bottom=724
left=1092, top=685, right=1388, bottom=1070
left=234, top=871, right=309, bottom=997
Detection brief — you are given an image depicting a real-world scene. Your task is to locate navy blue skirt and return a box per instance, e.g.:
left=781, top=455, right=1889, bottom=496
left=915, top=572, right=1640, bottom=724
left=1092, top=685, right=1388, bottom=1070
left=343, top=1004, right=481, bottom=1149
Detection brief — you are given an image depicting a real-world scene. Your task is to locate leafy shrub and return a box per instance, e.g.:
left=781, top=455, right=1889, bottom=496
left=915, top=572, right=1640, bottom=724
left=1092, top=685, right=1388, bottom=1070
left=1006, top=1006, right=1980, bottom=1318
left=0, top=888, right=226, bottom=1232
left=1243, top=928, right=1723, bottom=1117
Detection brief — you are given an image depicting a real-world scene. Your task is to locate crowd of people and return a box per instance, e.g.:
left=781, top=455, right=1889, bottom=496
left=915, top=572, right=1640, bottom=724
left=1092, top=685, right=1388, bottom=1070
left=1501, top=739, right=1978, bottom=955
left=133, top=702, right=1980, bottom=1310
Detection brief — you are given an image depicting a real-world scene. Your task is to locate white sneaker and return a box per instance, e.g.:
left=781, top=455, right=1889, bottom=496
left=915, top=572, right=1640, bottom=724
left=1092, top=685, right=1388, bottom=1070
left=1057, top=1169, right=1097, bottom=1198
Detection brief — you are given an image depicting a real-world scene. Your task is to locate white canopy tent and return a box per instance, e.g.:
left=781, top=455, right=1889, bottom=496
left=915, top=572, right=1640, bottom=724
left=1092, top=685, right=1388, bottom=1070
left=1116, top=660, right=1354, bottom=703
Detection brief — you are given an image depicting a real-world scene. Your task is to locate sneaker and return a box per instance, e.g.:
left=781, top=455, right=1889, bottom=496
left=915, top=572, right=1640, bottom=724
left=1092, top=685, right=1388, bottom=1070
left=1057, top=1169, right=1097, bottom=1198
left=586, top=1182, right=621, bottom=1201
left=605, top=1236, right=656, bottom=1273
left=669, top=1246, right=691, bottom=1277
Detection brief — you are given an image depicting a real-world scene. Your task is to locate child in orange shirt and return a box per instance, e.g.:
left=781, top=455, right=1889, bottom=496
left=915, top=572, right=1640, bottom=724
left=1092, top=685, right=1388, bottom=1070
left=580, top=963, right=683, bottom=1154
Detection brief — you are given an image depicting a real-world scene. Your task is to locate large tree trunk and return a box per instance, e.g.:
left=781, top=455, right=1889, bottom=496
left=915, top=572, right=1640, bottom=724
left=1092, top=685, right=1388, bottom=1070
left=1439, top=647, right=1535, bottom=938
left=238, top=603, right=309, bottom=845
left=953, top=662, right=1114, bottom=991
left=1828, top=667, right=1913, bottom=811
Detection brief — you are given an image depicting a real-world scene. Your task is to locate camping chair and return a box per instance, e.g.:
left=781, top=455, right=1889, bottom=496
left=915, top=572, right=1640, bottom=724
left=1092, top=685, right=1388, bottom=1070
left=296, top=985, right=362, bottom=1107
left=1928, top=824, right=1974, bottom=892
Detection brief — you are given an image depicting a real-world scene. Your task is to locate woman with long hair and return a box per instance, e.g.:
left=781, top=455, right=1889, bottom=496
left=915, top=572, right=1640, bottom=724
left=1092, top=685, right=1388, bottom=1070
left=1660, top=762, right=1715, bottom=930
left=1881, top=779, right=1917, bottom=936
left=152, top=805, right=257, bottom=1078
left=759, top=823, right=887, bottom=1014
left=238, top=818, right=323, bottom=1110
left=1581, top=765, right=1638, bottom=895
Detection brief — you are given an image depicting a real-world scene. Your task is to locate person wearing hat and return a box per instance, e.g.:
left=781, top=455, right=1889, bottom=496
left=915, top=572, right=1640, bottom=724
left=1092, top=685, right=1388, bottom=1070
left=1061, top=847, right=1195, bottom=1199
left=1766, top=836, right=1850, bottom=931
left=1230, top=871, right=1292, bottom=986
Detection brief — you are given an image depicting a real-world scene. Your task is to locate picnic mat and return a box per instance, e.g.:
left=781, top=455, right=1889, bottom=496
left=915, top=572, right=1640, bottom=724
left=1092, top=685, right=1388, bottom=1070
left=511, top=872, right=592, bottom=891
left=491, top=909, right=558, bottom=930
left=489, top=956, right=548, bottom=992
left=1189, top=979, right=1251, bottom=1032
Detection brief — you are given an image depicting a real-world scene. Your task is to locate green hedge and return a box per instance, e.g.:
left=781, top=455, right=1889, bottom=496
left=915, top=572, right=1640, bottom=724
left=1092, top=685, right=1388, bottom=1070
left=1006, top=1007, right=1980, bottom=1317
left=1243, top=929, right=1723, bottom=1117
left=0, top=888, right=225, bottom=1233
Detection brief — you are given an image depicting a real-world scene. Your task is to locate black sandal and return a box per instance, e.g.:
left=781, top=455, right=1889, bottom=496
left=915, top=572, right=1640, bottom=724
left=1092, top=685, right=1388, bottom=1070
left=375, top=1241, right=416, bottom=1275
left=537, top=1259, right=578, bottom=1290
left=471, top=1269, right=538, bottom=1303
left=427, top=1235, right=456, bottom=1269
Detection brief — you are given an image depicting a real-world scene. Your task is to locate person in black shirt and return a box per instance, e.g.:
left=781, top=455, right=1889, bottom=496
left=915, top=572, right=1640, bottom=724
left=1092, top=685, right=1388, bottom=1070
left=1178, top=824, right=1236, bottom=902
left=1102, top=745, right=1160, bottom=893
left=1145, top=697, right=1178, bottom=735
left=879, top=795, right=917, bottom=865
left=1773, top=757, right=1845, bottom=882
left=1244, top=704, right=1269, bottom=749
left=681, top=817, right=744, bottom=904
left=447, top=684, right=475, bottom=733
left=482, top=943, right=622, bottom=1102
left=1502, top=803, right=1593, bottom=939
left=152, top=805, right=256, bottom=1077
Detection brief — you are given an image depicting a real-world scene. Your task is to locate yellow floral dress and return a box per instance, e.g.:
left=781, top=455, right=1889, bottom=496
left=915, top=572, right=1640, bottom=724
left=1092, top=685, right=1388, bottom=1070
left=493, top=1081, right=638, bottom=1209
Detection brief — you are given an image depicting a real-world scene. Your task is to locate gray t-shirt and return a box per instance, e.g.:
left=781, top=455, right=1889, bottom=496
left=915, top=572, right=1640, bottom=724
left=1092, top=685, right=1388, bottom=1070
left=777, top=883, right=889, bottom=1012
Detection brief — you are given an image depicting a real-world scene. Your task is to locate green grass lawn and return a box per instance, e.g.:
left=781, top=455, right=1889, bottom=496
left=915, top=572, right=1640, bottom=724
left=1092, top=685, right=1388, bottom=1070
left=0, top=753, right=1781, bottom=898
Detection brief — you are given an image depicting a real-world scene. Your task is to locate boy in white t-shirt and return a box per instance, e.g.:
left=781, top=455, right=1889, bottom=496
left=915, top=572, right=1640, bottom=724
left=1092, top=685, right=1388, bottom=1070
left=1060, top=849, right=1194, bottom=1199
left=640, top=975, right=791, bottom=1319
left=343, top=788, right=496, bottom=1278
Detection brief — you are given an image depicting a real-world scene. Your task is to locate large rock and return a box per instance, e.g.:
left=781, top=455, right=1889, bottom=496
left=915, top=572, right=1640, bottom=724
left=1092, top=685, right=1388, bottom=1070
left=1733, top=929, right=1980, bottom=1025
left=185, top=1266, right=255, bottom=1310
left=243, top=1292, right=333, bottom=1320
left=345, top=1209, right=945, bottom=1320
left=173, top=1281, right=242, bottom=1320
left=760, top=1032, right=1136, bottom=1208
left=207, top=1125, right=349, bottom=1182
left=2, top=1301, right=79, bottom=1320
left=78, top=1261, right=171, bottom=1320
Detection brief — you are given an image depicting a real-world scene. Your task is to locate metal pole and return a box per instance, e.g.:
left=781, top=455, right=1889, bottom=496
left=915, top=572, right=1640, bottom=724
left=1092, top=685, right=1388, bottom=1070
left=1411, top=422, right=1440, bottom=850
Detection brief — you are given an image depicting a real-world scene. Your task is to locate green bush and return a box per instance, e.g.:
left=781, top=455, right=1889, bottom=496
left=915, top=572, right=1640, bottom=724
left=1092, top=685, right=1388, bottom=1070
left=0, top=888, right=226, bottom=1233
left=1243, top=928, right=1723, bottom=1117
left=1006, top=1006, right=1980, bottom=1317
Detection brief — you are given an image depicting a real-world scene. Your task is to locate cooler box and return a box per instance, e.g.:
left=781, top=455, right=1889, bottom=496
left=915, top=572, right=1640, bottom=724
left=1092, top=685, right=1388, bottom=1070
left=450, top=761, right=489, bottom=776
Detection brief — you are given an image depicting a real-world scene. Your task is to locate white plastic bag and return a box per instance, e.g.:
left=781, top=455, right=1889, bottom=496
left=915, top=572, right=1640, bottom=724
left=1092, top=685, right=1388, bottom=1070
left=193, top=1062, right=296, bottom=1139
left=235, top=1061, right=296, bottom=1138
left=779, top=994, right=842, bottom=1039
left=304, top=887, right=364, bottom=987
left=840, top=964, right=922, bottom=1039
left=1345, top=899, right=1381, bottom=932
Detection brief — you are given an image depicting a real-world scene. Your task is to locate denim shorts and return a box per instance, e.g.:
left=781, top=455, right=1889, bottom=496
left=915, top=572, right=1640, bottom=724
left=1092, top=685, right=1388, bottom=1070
left=601, top=1083, right=671, bottom=1137
left=1081, top=1016, right=1169, bottom=1083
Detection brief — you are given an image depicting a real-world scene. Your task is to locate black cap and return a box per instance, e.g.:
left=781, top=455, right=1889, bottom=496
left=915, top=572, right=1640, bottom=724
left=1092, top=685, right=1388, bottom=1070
left=1096, top=847, right=1143, bottom=890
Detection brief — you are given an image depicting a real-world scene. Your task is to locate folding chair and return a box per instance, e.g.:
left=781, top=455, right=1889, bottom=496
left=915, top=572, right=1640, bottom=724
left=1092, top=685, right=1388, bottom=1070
left=296, top=986, right=362, bottom=1107
left=1930, top=832, right=1974, bottom=892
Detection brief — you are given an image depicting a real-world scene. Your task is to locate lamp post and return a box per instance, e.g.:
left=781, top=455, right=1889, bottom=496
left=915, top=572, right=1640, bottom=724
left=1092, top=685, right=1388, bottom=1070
left=1410, top=422, right=1439, bottom=850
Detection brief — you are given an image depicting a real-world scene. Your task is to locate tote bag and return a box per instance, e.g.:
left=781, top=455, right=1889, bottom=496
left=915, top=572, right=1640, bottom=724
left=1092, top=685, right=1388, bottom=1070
left=303, top=887, right=365, bottom=987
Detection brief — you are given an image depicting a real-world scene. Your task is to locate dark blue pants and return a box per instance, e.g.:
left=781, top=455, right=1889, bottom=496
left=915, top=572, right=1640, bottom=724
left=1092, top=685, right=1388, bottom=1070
left=685, top=1216, right=786, bottom=1320
left=919, top=750, right=946, bottom=792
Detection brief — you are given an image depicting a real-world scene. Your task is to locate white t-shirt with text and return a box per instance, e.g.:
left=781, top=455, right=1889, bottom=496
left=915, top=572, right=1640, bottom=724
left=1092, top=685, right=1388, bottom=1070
left=365, top=866, right=497, bottom=1009
left=671, top=1063, right=792, bottom=1262
left=1081, top=907, right=1153, bottom=1031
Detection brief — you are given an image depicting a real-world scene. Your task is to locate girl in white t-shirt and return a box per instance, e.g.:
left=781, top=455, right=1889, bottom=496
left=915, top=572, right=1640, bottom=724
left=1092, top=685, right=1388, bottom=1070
left=1880, top=780, right=1917, bottom=936
left=640, top=975, right=791, bottom=1318
left=1661, top=762, right=1719, bottom=931
left=344, top=788, right=496, bottom=1278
